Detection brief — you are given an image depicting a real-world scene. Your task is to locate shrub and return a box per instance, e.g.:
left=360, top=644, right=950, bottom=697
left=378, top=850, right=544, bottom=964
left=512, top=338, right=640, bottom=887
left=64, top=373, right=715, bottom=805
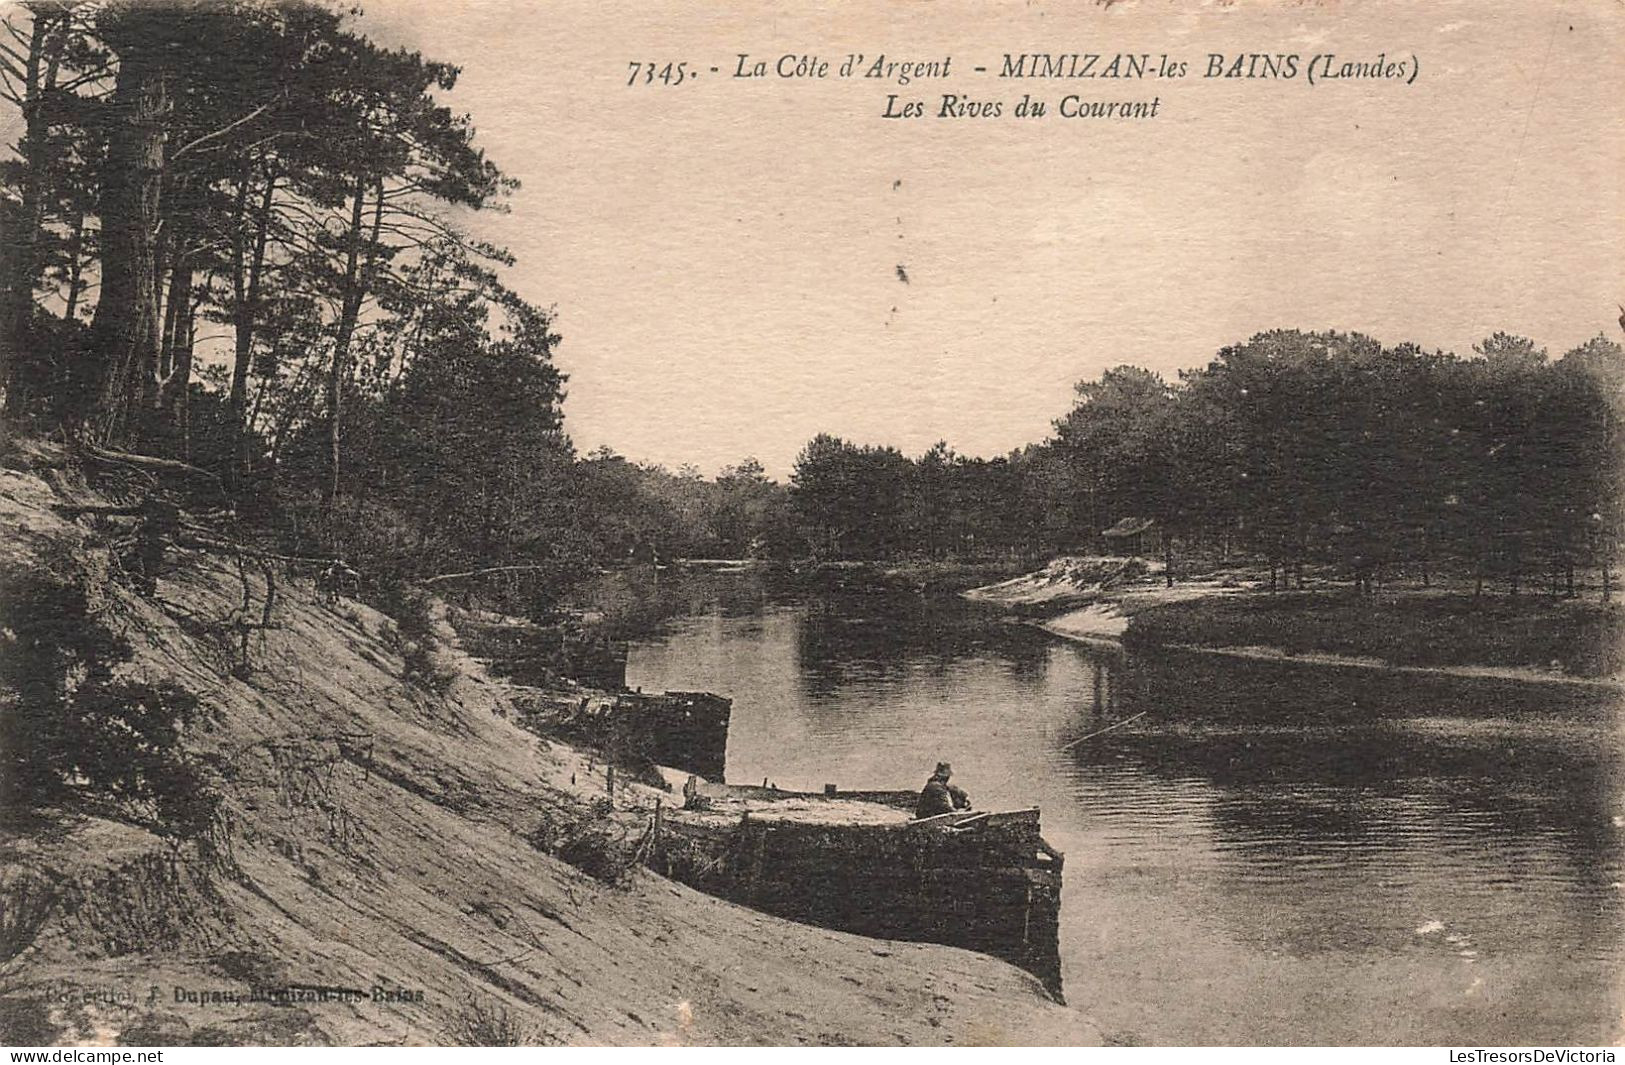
left=0, top=872, right=59, bottom=964
left=454, top=996, right=541, bottom=1046
left=375, top=581, right=456, bottom=694
left=530, top=808, right=647, bottom=886
left=0, top=570, right=218, bottom=836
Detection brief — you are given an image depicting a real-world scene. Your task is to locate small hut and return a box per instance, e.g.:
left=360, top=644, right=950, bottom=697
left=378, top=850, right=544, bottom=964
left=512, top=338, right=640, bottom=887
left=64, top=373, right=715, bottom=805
left=1101, top=516, right=1159, bottom=558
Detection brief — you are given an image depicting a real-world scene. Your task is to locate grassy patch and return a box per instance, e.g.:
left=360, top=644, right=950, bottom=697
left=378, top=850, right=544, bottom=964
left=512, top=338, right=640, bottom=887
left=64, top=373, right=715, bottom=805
left=1122, top=592, right=1625, bottom=678
left=455, top=996, right=547, bottom=1046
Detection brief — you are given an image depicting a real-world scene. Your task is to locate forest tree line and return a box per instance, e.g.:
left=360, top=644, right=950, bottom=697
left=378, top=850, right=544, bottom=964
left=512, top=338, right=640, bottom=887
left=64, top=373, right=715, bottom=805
left=568, top=325, right=1625, bottom=606
left=3, top=3, right=1621, bottom=609
left=780, top=330, right=1625, bottom=599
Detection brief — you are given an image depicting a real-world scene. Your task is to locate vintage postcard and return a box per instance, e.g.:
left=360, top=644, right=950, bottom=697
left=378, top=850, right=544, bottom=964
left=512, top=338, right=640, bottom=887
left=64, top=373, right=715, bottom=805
left=0, top=0, right=1620, bottom=1051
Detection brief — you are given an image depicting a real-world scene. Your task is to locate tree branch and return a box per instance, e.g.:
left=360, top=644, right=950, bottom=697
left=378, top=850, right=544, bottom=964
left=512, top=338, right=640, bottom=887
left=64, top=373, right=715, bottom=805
left=422, top=564, right=556, bottom=585
left=77, top=441, right=224, bottom=487
left=52, top=63, right=114, bottom=94
left=171, top=101, right=274, bottom=161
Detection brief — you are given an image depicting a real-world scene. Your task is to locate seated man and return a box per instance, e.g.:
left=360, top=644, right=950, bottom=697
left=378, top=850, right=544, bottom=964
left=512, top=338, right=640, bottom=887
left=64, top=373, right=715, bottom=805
left=915, top=761, right=972, bottom=819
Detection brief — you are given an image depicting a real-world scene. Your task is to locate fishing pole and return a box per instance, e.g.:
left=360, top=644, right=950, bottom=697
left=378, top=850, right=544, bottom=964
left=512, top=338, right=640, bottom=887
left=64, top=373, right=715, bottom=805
left=966, top=708, right=1153, bottom=797
left=1059, top=709, right=1149, bottom=752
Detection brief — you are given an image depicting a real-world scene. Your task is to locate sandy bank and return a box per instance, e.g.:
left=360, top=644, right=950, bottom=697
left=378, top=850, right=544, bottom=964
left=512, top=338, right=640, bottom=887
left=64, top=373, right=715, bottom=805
left=0, top=445, right=1095, bottom=1047
left=1034, top=583, right=1258, bottom=643
left=968, top=555, right=1251, bottom=648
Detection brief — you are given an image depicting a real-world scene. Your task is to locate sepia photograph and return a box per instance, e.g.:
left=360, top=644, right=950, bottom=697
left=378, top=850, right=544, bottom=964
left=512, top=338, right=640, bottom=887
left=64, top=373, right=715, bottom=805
left=0, top=0, right=1621, bottom=1050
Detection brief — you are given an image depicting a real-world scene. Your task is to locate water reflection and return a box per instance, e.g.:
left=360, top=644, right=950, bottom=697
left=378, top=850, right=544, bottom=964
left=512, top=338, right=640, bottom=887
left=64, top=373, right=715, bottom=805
left=624, top=572, right=1624, bottom=1045
left=796, top=590, right=1051, bottom=698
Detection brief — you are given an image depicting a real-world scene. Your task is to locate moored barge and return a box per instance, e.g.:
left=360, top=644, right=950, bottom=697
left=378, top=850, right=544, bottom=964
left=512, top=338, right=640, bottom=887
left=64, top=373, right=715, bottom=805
left=649, top=782, right=1065, bottom=1000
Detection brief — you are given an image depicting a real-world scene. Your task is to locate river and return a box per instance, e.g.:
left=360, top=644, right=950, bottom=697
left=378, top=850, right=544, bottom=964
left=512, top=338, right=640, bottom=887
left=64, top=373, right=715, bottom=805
left=619, top=569, right=1624, bottom=1046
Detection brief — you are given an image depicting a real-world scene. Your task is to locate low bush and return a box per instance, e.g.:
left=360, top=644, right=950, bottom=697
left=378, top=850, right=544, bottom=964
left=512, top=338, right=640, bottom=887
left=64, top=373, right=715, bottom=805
left=374, top=581, right=457, bottom=694
left=0, top=569, right=220, bottom=836
left=0, top=872, right=59, bottom=964
left=454, top=996, right=544, bottom=1046
left=529, top=808, right=647, bottom=886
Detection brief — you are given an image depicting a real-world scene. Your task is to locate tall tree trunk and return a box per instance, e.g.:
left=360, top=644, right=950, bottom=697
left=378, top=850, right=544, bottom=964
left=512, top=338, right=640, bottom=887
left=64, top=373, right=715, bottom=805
left=76, top=11, right=167, bottom=441
left=176, top=301, right=195, bottom=458
left=3, top=8, right=67, bottom=409
left=315, top=167, right=390, bottom=503
left=158, top=248, right=187, bottom=380
left=63, top=210, right=86, bottom=326
left=325, top=176, right=368, bottom=504
left=227, top=164, right=252, bottom=407
left=157, top=260, right=193, bottom=418
left=152, top=211, right=173, bottom=370
left=229, top=161, right=275, bottom=414
left=228, top=160, right=276, bottom=482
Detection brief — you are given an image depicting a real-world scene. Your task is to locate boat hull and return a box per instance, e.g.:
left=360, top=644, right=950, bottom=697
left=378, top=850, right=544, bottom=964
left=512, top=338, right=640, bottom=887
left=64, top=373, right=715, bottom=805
left=512, top=689, right=732, bottom=781
left=650, top=794, right=1064, bottom=1000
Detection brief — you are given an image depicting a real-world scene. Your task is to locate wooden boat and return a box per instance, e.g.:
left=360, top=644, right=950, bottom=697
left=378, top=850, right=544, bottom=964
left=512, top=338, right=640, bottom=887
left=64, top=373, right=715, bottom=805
left=510, top=688, right=731, bottom=781
left=648, top=782, right=1065, bottom=1001
left=450, top=610, right=629, bottom=690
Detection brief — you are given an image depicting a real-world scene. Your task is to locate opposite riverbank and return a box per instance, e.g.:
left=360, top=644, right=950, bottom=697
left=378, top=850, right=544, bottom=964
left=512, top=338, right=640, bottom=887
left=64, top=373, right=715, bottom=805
left=966, top=556, right=1625, bottom=691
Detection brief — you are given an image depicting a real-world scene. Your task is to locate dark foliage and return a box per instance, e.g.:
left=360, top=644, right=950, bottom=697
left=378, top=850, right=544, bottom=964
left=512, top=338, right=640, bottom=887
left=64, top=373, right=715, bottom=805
left=0, top=571, right=216, bottom=835
left=784, top=330, right=1625, bottom=597
left=374, top=580, right=454, bottom=694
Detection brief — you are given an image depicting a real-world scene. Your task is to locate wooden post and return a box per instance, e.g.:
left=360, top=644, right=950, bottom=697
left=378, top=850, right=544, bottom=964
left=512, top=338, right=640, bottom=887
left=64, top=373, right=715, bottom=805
left=606, top=764, right=615, bottom=809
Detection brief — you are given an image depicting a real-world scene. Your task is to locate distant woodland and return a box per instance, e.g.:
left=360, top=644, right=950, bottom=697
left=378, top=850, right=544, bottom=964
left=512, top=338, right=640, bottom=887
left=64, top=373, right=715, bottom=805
left=3, top=3, right=1621, bottom=607
left=784, top=331, right=1625, bottom=601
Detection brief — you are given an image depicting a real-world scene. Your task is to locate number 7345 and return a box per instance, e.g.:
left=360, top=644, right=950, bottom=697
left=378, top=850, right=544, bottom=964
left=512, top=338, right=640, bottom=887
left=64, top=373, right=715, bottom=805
left=627, top=62, right=689, bottom=86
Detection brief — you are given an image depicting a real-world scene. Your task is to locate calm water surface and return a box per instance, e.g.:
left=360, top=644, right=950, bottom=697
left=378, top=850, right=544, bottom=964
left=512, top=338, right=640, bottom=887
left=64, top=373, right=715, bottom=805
left=622, top=572, right=1624, bottom=1045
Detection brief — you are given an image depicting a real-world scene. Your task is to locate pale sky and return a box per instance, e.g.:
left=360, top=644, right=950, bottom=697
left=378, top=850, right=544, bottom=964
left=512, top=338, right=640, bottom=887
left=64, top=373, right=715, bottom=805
left=148, top=2, right=1625, bottom=475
